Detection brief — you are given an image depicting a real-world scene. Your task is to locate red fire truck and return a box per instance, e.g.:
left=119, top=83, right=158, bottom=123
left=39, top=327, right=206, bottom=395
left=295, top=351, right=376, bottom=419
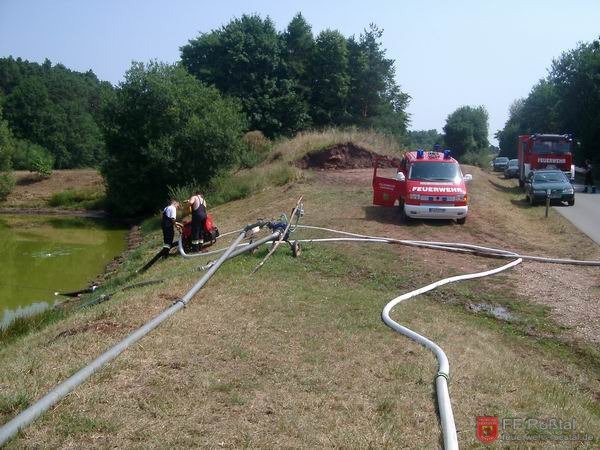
left=372, top=149, right=472, bottom=224
left=517, top=134, right=575, bottom=187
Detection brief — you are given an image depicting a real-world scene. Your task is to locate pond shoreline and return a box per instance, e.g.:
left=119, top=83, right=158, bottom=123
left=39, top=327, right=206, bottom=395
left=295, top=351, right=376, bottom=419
left=0, top=207, right=106, bottom=219
left=0, top=212, right=140, bottom=335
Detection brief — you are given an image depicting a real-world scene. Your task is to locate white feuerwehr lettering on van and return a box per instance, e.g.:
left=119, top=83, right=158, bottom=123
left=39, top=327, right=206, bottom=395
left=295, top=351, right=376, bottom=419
left=411, top=186, right=462, bottom=193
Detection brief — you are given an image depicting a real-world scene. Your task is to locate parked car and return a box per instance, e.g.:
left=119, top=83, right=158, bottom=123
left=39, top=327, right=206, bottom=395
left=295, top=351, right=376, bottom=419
left=493, top=157, right=509, bottom=172
left=524, top=170, right=575, bottom=206
left=504, top=159, right=519, bottom=178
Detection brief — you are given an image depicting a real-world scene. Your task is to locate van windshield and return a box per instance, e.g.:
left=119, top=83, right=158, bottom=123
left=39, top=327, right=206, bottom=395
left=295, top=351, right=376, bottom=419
left=409, top=162, right=461, bottom=182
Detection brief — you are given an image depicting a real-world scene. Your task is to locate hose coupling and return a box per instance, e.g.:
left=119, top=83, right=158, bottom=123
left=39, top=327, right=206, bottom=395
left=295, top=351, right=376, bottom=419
left=172, top=298, right=186, bottom=307
left=435, top=371, right=450, bottom=382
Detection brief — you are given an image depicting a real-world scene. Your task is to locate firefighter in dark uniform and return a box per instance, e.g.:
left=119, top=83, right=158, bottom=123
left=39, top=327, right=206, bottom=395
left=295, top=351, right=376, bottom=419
left=186, top=191, right=207, bottom=252
left=161, top=199, right=181, bottom=257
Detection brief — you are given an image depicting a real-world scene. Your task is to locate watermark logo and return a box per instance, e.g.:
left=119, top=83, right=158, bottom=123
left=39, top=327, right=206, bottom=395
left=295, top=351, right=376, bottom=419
left=477, top=416, right=499, bottom=444
left=476, top=416, right=594, bottom=444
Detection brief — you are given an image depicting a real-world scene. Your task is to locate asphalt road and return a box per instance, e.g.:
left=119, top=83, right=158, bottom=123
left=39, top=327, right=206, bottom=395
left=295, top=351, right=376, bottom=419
left=554, top=184, right=600, bottom=246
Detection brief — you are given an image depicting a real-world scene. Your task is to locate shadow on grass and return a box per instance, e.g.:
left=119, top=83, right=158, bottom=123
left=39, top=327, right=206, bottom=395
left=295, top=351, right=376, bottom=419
left=511, top=198, right=571, bottom=209
left=15, top=175, right=44, bottom=186
left=510, top=198, right=530, bottom=209
left=363, top=205, right=457, bottom=228
left=363, top=205, right=403, bottom=226
left=488, top=179, right=521, bottom=195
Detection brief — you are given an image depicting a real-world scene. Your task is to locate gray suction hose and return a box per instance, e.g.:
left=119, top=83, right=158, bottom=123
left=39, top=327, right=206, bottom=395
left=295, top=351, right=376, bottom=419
left=0, top=227, right=251, bottom=447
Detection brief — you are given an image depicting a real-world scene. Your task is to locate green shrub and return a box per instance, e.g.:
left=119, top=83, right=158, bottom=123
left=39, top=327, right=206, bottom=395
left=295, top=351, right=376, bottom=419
left=30, top=153, right=53, bottom=178
left=11, top=139, right=54, bottom=171
left=205, top=163, right=301, bottom=207
left=208, top=172, right=258, bottom=206
left=167, top=182, right=198, bottom=206
left=238, top=131, right=271, bottom=168
left=0, top=172, right=14, bottom=201
left=461, top=150, right=493, bottom=168
left=48, top=189, right=105, bottom=210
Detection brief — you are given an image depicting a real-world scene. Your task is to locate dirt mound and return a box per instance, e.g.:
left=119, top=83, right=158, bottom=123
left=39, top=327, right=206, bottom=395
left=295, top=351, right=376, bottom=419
left=297, top=143, right=398, bottom=170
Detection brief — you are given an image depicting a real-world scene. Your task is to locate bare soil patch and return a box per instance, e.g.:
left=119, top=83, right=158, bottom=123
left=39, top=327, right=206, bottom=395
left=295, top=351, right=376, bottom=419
left=52, top=320, right=127, bottom=341
left=297, top=143, right=399, bottom=170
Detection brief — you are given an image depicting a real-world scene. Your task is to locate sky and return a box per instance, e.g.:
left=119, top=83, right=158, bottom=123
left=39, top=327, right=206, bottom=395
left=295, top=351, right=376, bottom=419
left=1, top=0, right=599, bottom=145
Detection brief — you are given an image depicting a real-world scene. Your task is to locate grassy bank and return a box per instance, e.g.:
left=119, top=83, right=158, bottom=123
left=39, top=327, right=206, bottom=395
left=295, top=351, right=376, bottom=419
left=1, top=131, right=599, bottom=448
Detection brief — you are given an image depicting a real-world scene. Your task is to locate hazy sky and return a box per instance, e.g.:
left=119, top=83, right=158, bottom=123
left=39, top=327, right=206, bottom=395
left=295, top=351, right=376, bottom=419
left=1, top=0, right=598, bottom=144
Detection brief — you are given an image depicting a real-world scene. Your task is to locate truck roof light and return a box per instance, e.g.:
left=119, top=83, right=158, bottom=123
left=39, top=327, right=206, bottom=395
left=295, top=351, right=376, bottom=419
left=416, top=149, right=424, bottom=159
left=443, top=149, right=451, bottom=159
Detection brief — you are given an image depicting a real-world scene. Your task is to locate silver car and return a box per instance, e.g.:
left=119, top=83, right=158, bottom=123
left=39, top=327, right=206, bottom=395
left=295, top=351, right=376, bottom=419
left=493, top=157, right=509, bottom=172
left=504, top=159, right=519, bottom=178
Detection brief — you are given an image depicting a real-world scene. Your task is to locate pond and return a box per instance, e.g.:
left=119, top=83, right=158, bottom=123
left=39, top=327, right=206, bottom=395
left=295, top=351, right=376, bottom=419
left=0, top=215, right=128, bottom=329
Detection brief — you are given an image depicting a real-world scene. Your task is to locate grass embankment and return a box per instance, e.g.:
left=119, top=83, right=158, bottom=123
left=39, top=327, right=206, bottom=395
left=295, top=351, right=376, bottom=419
left=205, top=128, right=399, bottom=207
left=1, top=170, right=105, bottom=210
left=1, top=131, right=599, bottom=448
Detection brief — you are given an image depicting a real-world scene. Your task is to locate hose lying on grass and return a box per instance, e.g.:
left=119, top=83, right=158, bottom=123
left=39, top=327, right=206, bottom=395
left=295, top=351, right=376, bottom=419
left=176, top=223, right=599, bottom=449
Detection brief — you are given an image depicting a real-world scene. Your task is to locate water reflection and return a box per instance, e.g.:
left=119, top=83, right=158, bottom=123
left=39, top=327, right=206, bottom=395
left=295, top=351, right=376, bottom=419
left=0, top=301, right=53, bottom=330
left=0, top=215, right=127, bottom=330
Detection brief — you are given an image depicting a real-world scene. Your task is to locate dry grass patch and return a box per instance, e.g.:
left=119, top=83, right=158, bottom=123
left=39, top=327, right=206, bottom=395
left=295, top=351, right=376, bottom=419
left=271, top=128, right=403, bottom=164
left=3, top=170, right=104, bottom=209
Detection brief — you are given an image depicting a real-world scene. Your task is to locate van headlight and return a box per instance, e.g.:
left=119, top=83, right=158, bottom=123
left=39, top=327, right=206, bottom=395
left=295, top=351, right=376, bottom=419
left=564, top=187, right=574, bottom=194
left=409, top=193, right=420, bottom=200
left=455, top=194, right=466, bottom=201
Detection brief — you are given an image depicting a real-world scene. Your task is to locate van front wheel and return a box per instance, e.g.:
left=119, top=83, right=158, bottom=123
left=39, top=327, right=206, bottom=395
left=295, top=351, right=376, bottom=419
left=399, top=201, right=410, bottom=223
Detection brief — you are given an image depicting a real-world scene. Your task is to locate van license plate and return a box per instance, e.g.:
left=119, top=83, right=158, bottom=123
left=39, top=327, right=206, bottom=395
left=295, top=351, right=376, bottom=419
left=429, top=208, right=446, bottom=213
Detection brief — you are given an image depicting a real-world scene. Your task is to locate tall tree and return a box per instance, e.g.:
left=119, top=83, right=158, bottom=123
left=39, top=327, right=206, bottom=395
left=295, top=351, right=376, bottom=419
left=282, top=13, right=314, bottom=89
left=102, top=62, right=247, bottom=216
left=347, top=25, right=395, bottom=120
left=549, top=39, right=600, bottom=163
left=281, top=13, right=314, bottom=128
left=443, top=105, right=489, bottom=159
left=309, top=29, right=350, bottom=126
left=181, top=14, right=308, bottom=136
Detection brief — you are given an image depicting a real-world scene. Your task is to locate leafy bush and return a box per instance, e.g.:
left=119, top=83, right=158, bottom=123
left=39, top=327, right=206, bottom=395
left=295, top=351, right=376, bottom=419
left=11, top=139, right=54, bottom=171
left=238, top=131, right=271, bottom=168
left=102, top=62, right=247, bottom=217
left=167, top=182, right=198, bottom=206
left=206, top=163, right=301, bottom=207
left=30, top=154, right=53, bottom=178
left=460, top=150, right=493, bottom=168
left=48, top=189, right=105, bottom=210
left=0, top=172, right=14, bottom=201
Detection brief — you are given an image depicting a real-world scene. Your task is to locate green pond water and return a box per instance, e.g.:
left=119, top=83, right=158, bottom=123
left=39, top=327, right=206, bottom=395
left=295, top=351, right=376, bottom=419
left=0, top=215, right=127, bottom=329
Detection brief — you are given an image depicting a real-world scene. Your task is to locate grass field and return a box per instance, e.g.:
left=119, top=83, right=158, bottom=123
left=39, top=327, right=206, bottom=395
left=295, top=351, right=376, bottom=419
left=1, top=132, right=599, bottom=448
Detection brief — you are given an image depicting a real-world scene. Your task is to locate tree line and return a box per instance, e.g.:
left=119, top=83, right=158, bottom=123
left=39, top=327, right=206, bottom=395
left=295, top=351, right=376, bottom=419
left=180, top=13, right=410, bottom=138
left=496, top=38, right=600, bottom=166
left=0, top=57, right=113, bottom=169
